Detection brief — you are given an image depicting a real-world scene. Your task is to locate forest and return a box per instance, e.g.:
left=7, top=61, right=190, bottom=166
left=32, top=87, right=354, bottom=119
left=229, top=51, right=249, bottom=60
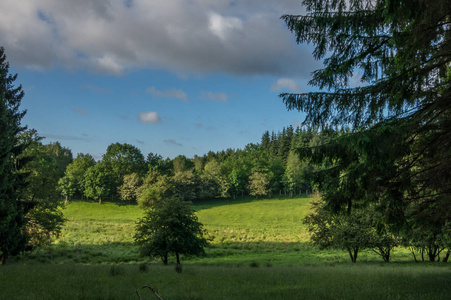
left=1, top=0, right=451, bottom=299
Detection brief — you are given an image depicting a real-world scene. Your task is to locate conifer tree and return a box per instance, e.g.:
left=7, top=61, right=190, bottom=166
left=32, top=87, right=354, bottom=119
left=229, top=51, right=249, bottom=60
left=281, top=0, right=451, bottom=250
left=0, top=47, right=27, bottom=265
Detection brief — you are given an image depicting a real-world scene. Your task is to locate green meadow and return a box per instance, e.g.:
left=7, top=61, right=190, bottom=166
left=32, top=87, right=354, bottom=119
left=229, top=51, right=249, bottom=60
left=2, top=196, right=450, bottom=299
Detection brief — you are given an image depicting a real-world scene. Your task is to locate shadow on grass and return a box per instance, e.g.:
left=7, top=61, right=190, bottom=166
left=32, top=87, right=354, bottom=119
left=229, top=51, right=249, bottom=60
left=64, top=197, right=139, bottom=207
left=10, top=239, right=417, bottom=266
left=192, top=195, right=311, bottom=211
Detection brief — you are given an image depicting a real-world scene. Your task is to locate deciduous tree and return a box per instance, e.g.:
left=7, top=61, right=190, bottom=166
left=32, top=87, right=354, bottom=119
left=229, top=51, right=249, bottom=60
left=134, top=197, right=208, bottom=266
left=248, top=172, right=269, bottom=198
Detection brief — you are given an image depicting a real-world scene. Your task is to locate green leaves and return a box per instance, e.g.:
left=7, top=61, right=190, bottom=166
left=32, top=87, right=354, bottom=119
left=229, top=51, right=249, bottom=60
left=134, top=198, right=208, bottom=265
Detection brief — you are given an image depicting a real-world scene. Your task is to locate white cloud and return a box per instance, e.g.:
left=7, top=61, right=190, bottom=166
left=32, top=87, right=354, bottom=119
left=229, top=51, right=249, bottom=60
left=270, top=78, right=302, bottom=93
left=93, top=55, right=124, bottom=75
left=208, top=13, right=243, bottom=40
left=147, top=86, right=189, bottom=102
left=0, top=0, right=316, bottom=77
left=139, top=111, right=161, bottom=123
left=200, top=91, right=228, bottom=103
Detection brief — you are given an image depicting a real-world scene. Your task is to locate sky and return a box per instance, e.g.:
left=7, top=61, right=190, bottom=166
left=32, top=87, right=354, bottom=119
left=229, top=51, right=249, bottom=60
left=0, top=0, right=320, bottom=160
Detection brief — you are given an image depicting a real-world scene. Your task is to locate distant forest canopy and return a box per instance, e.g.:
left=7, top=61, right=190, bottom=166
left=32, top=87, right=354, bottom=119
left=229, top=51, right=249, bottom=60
left=32, top=125, right=322, bottom=205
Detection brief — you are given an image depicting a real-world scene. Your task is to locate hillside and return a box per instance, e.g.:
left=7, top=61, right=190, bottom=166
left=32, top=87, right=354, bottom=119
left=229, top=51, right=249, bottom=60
left=13, top=195, right=413, bottom=266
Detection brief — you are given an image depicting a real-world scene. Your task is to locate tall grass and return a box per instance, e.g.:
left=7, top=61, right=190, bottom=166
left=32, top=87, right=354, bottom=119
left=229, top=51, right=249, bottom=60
left=1, top=263, right=450, bottom=300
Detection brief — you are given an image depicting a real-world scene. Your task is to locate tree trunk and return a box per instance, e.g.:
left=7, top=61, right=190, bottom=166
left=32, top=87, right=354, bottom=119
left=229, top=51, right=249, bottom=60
left=176, top=252, right=180, bottom=265
left=162, top=253, right=168, bottom=265
left=99, top=198, right=102, bottom=204
left=353, top=248, right=358, bottom=263
left=384, top=249, right=390, bottom=263
left=428, top=245, right=438, bottom=262
left=348, top=248, right=358, bottom=263
left=442, top=251, right=450, bottom=262
left=410, top=248, right=418, bottom=263
left=1, top=252, right=7, bottom=265
left=413, top=252, right=417, bottom=262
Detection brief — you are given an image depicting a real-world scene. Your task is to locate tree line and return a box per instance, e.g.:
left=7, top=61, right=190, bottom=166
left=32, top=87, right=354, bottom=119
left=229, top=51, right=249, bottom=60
left=57, top=126, right=320, bottom=206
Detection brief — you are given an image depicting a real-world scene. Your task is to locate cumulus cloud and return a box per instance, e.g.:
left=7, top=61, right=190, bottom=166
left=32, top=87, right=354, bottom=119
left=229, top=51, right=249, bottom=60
left=0, top=0, right=316, bottom=77
left=270, top=78, right=303, bottom=93
left=147, top=86, right=189, bottom=102
left=200, top=91, right=228, bottom=103
left=164, top=139, right=183, bottom=147
left=139, top=111, right=161, bottom=123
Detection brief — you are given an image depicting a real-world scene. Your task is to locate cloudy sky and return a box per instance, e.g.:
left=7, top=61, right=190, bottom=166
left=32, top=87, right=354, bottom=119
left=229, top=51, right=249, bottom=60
left=1, top=0, right=319, bottom=160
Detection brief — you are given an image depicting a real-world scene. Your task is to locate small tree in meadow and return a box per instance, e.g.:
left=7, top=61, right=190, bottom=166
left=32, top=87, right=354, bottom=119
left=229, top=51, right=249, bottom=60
left=134, top=197, right=208, bottom=266
left=304, top=199, right=400, bottom=263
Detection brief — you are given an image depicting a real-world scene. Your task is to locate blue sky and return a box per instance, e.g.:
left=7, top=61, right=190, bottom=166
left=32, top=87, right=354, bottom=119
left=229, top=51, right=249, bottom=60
left=1, top=0, right=318, bottom=160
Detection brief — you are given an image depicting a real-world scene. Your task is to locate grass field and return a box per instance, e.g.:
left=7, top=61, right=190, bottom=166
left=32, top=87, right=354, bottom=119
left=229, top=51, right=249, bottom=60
left=2, top=195, right=450, bottom=299
left=1, top=263, right=450, bottom=300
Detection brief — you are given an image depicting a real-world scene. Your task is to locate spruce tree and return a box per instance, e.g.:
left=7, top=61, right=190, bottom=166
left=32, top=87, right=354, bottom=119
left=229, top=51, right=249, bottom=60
left=281, top=0, right=451, bottom=246
left=0, top=47, right=27, bottom=265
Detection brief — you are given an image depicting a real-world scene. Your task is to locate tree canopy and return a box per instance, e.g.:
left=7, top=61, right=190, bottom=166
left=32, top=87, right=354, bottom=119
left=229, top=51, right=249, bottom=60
left=134, top=197, right=208, bottom=266
left=281, top=0, right=451, bottom=260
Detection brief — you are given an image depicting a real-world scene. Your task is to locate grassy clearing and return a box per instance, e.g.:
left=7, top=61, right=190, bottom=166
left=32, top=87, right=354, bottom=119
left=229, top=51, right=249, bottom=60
left=12, top=195, right=414, bottom=265
left=1, top=263, right=450, bottom=300
left=4, top=196, right=450, bottom=299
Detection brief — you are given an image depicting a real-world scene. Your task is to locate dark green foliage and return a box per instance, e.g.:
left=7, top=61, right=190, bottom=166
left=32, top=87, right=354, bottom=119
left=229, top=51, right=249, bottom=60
left=134, top=197, right=208, bottom=265
left=304, top=200, right=399, bottom=263
left=173, top=170, right=197, bottom=201
left=102, top=143, right=146, bottom=197
left=18, top=130, right=66, bottom=247
left=0, top=47, right=27, bottom=265
left=137, top=171, right=174, bottom=208
left=173, top=155, right=194, bottom=174
left=281, top=0, right=451, bottom=260
left=44, top=142, right=73, bottom=178
left=83, top=162, right=115, bottom=203
left=58, top=153, right=95, bottom=200
left=147, top=152, right=172, bottom=175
